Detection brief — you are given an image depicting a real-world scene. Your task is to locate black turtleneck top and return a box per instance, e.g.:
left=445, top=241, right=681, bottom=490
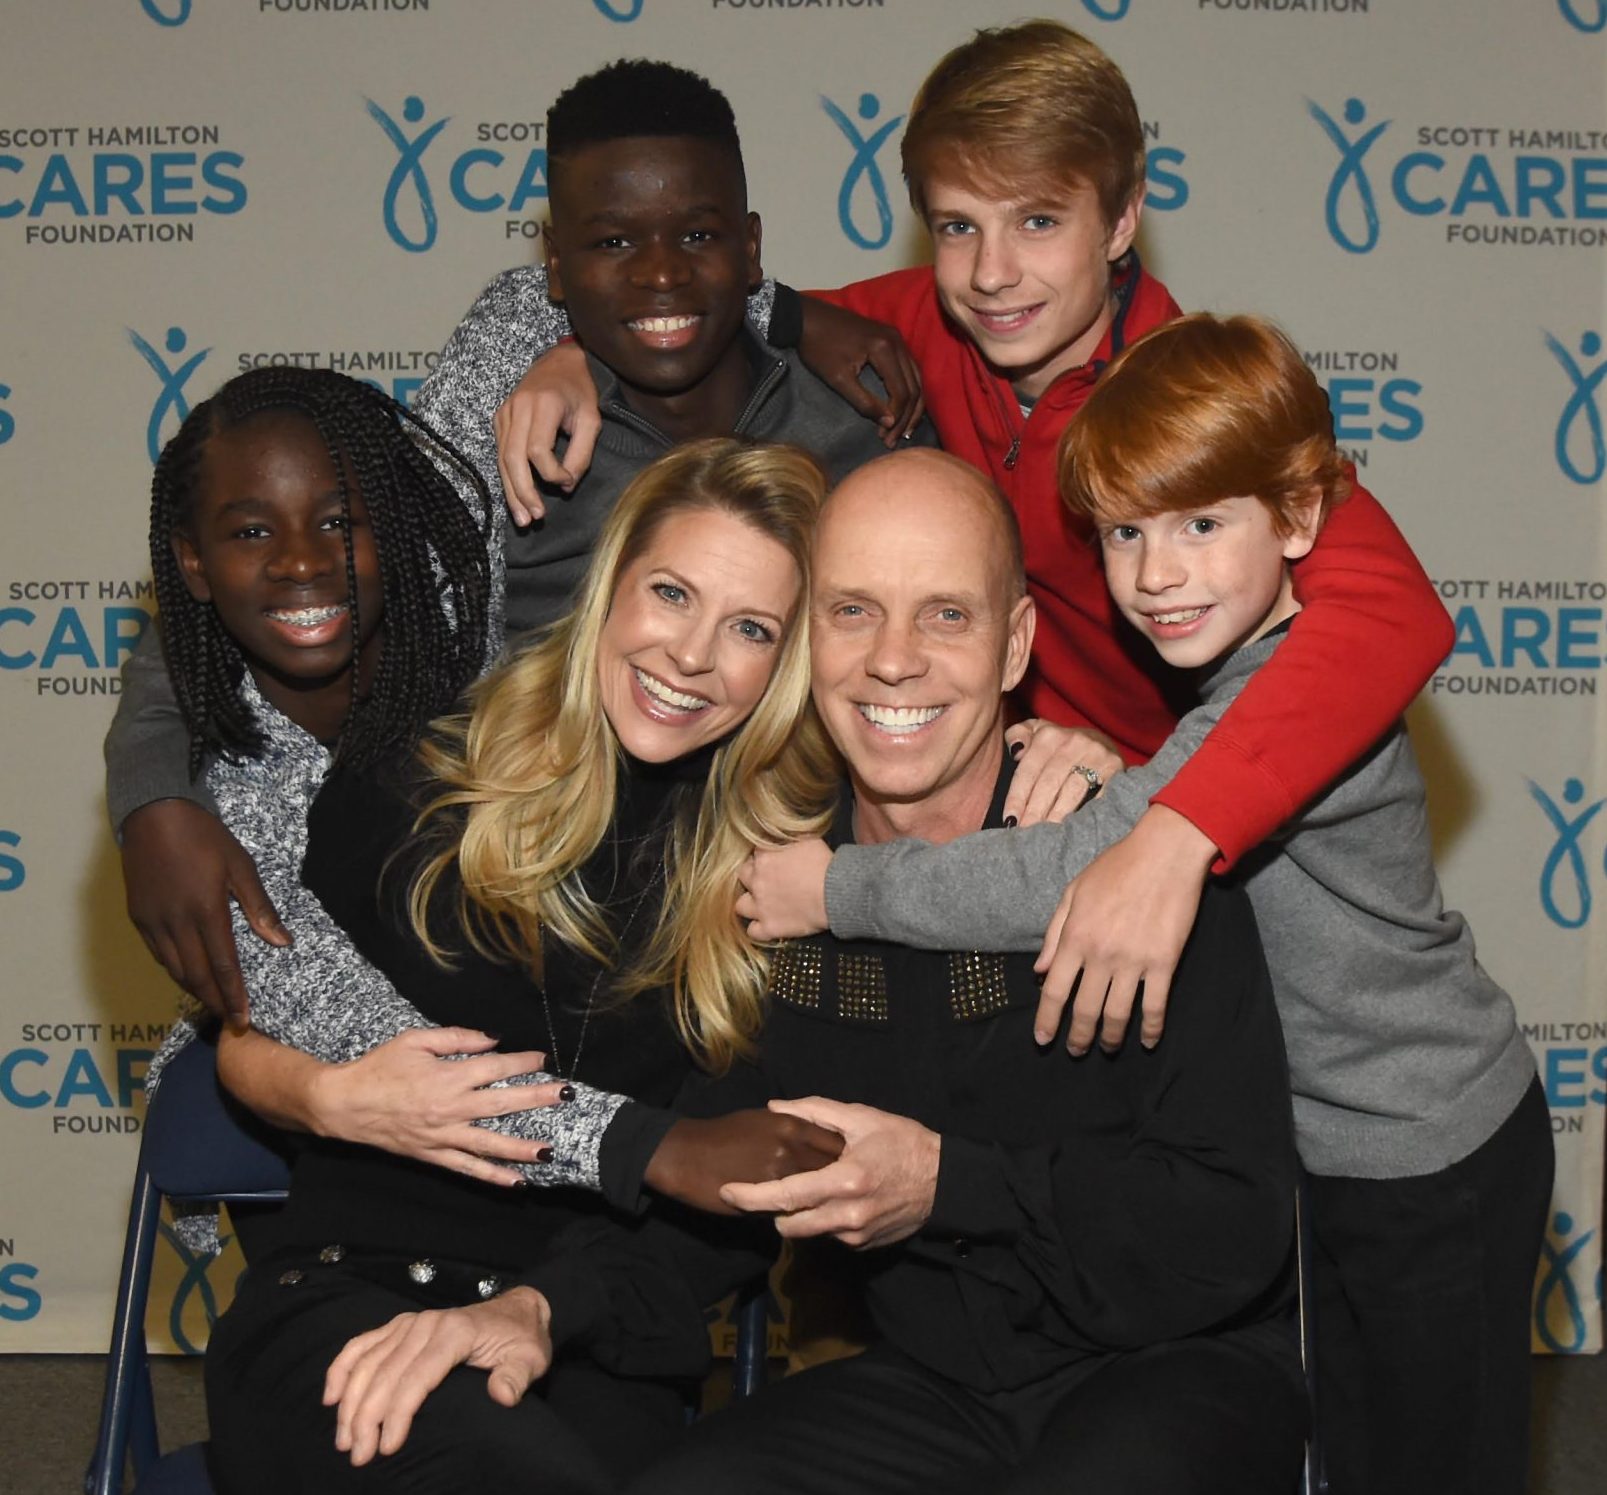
left=263, top=746, right=765, bottom=1377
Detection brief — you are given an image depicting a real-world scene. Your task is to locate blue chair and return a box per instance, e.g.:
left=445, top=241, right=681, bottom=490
left=84, top=1038, right=292, bottom=1495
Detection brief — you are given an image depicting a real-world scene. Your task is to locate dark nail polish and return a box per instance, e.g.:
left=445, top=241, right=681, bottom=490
left=1009, top=740, right=1025, bottom=759
left=535, top=1146, right=553, bottom=1164
left=558, top=1084, right=576, bottom=1103
left=1004, top=815, right=1019, bottom=829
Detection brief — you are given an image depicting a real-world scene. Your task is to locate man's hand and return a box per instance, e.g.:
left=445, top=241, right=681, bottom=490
left=1002, top=720, right=1125, bottom=828
left=120, top=798, right=288, bottom=1026
left=644, top=1108, right=843, bottom=1214
left=296, top=1028, right=566, bottom=1184
left=735, top=841, right=833, bottom=940
left=797, top=298, right=924, bottom=445
left=324, top=1288, right=553, bottom=1466
left=492, top=342, right=601, bottom=523
left=1033, top=805, right=1217, bottom=1056
left=719, top=1097, right=939, bottom=1249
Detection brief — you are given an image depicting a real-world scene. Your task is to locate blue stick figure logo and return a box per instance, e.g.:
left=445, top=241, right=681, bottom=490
left=1544, top=330, right=1607, bottom=485
left=128, top=327, right=211, bottom=465
left=1528, top=778, right=1605, bottom=929
left=1535, top=1211, right=1602, bottom=1353
left=141, top=0, right=192, bottom=25
left=1081, top=0, right=1132, bottom=18
left=158, top=1220, right=234, bottom=1355
left=1306, top=98, right=1390, bottom=255
left=366, top=96, right=451, bottom=253
left=593, top=0, right=644, bottom=18
left=1559, top=0, right=1607, bottom=33
left=822, top=93, right=905, bottom=252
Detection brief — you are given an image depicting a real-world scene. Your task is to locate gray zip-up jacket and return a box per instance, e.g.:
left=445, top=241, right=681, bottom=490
left=825, top=627, right=1535, bottom=1180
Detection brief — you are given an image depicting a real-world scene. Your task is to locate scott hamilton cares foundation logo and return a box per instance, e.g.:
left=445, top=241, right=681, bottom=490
left=129, top=326, right=211, bottom=464
left=1545, top=329, right=1607, bottom=484
left=1306, top=95, right=1607, bottom=253
left=822, top=93, right=904, bottom=251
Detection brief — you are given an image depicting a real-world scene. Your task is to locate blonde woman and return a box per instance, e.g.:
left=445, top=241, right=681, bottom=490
left=203, top=439, right=842, bottom=1495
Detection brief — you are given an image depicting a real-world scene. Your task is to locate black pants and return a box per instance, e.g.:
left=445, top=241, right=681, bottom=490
left=205, top=1250, right=692, bottom=1495
left=629, top=1331, right=1306, bottom=1495
left=1306, top=1077, right=1554, bottom=1495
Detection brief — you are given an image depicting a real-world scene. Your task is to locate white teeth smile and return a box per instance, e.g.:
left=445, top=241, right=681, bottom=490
left=975, top=306, right=1038, bottom=328
left=1151, top=607, right=1209, bottom=625
left=634, top=667, right=710, bottom=712
left=267, top=605, right=346, bottom=626
left=630, top=315, right=699, bottom=333
left=858, top=703, right=944, bottom=734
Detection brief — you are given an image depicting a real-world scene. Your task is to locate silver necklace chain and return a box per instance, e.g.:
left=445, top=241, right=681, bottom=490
left=539, top=855, right=666, bottom=1081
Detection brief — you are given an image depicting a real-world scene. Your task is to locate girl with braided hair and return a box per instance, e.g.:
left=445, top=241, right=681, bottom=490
left=140, top=365, right=601, bottom=1197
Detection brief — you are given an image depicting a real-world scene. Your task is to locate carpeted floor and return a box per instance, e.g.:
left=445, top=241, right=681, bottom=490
left=10, top=1347, right=1606, bottom=1493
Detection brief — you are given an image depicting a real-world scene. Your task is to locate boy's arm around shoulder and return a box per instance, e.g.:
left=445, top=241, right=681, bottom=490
left=1153, top=480, right=1453, bottom=871
left=106, top=624, right=286, bottom=1023
left=105, top=622, right=212, bottom=831
left=825, top=712, right=1223, bottom=950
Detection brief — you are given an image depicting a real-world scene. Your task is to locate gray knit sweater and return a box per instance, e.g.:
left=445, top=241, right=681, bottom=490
left=145, top=675, right=625, bottom=1191
left=826, top=629, right=1535, bottom=1179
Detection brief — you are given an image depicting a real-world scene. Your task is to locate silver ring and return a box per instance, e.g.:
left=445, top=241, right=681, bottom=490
left=1071, top=764, right=1102, bottom=793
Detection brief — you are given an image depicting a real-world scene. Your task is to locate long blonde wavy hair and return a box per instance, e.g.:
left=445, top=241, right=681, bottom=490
left=409, top=438, right=840, bottom=1071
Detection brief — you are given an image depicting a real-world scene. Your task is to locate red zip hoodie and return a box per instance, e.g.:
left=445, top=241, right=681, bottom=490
left=816, top=261, right=1454, bottom=869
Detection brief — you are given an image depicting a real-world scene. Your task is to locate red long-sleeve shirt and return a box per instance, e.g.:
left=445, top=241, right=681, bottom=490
left=815, top=263, right=1453, bottom=869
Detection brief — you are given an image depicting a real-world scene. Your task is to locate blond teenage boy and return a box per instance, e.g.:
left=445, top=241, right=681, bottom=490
left=497, top=23, right=1455, bottom=1061
left=740, top=316, right=1550, bottom=1495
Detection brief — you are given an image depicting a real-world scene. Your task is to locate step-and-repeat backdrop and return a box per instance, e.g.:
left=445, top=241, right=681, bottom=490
left=1, top=0, right=1603, bottom=1357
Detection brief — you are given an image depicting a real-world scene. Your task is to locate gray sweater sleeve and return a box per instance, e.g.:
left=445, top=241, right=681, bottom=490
left=219, top=849, right=626, bottom=1189
left=824, top=713, right=1222, bottom=951
left=103, top=623, right=217, bottom=834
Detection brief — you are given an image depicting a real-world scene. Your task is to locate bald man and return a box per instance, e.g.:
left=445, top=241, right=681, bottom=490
left=629, top=450, right=1309, bottom=1495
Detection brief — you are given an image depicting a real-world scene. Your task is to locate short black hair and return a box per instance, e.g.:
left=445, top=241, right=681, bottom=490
left=150, top=367, right=492, bottom=776
left=547, top=59, right=745, bottom=186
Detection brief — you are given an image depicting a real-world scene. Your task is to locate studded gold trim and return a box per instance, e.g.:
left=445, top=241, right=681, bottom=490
left=835, top=952, right=889, bottom=1024
left=768, top=942, right=823, bottom=1010
left=948, top=952, right=1011, bottom=1022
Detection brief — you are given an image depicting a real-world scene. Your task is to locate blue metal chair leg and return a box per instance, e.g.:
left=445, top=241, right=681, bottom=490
left=85, top=1160, right=163, bottom=1495
left=731, top=1282, right=770, bottom=1401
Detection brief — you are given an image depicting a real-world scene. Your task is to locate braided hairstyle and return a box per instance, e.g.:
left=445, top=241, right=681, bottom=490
left=149, top=365, right=493, bottom=776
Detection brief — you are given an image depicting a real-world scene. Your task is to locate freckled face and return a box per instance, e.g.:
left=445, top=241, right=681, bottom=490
left=596, top=507, right=801, bottom=763
left=1099, top=496, right=1317, bottom=671
left=925, top=174, right=1140, bottom=399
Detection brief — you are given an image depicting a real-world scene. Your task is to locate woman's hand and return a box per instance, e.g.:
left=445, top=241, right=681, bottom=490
left=643, top=1109, right=844, bottom=1214
left=324, top=1288, right=553, bottom=1466
left=493, top=342, right=600, bottom=522
left=120, top=798, right=289, bottom=1026
left=310, top=1029, right=566, bottom=1182
left=735, top=840, right=834, bottom=940
left=796, top=298, right=925, bottom=444
left=218, top=1026, right=564, bottom=1185
left=1002, top=720, right=1126, bottom=827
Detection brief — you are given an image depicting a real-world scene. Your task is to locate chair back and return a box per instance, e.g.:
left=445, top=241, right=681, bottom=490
left=84, top=1039, right=291, bottom=1495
